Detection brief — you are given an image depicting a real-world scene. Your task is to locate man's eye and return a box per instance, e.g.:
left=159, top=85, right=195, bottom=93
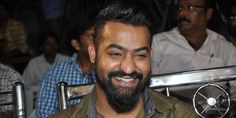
left=111, top=53, right=121, bottom=56
left=109, top=52, right=122, bottom=58
left=187, top=5, right=194, bottom=10
left=136, top=53, right=147, bottom=59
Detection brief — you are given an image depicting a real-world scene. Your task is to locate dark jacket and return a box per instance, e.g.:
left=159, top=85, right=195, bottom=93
left=50, top=88, right=198, bottom=118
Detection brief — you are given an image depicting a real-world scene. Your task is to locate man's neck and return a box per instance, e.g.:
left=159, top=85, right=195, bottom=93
left=181, top=30, right=207, bottom=51
left=95, top=85, right=143, bottom=118
left=44, top=54, right=56, bottom=64
left=76, top=53, right=93, bottom=75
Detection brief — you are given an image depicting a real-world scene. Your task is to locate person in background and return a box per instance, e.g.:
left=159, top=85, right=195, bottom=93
left=35, top=3, right=100, bottom=118
left=50, top=0, right=198, bottom=117
left=23, top=31, right=69, bottom=116
left=23, top=31, right=69, bottom=88
left=0, top=1, right=30, bottom=58
left=151, top=0, right=236, bottom=102
left=0, top=63, right=23, bottom=118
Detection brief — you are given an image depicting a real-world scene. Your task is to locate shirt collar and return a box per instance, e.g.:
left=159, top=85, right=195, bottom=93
left=173, top=27, right=219, bottom=47
left=71, top=53, right=78, bottom=65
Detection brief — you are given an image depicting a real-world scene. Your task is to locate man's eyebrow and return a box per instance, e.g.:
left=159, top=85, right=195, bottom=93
left=135, top=47, right=150, bottom=53
left=106, top=44, right=150, bottom=52
left=106, top=44, right=123, bottom=50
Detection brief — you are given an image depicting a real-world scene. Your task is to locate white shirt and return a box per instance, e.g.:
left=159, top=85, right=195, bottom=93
left=151, top=27, right=236, bottom=100
left=152, top=27, right=236, bottom=74
left=23, top=53, right=69, bottom=87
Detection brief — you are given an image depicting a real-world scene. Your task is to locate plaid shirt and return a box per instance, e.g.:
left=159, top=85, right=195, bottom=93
left=36, top=53, right=95, bottom=118
left=0, top=63, right=22, bottom=111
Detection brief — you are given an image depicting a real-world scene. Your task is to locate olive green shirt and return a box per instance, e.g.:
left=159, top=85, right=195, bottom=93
left=50, top=88, right=198, bottom=118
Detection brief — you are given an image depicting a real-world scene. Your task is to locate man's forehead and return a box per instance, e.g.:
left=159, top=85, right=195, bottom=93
left=97, top=21, right=150, bottom=48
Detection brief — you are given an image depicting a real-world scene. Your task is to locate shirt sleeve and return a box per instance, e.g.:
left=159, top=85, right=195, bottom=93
left=35, top=69, right=58, bottom=118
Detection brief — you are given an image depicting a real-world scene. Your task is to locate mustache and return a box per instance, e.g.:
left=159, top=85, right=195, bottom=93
left=177, top=16, right=191, bottom=24
left=108, top=70, right=143, bottom=80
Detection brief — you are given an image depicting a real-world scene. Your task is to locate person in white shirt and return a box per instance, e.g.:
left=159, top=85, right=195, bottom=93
left=151, top=0, right=236, bottom=102
left=22, top=31, right=69, bottom=115
left=23, top=31, right=69, bottom=87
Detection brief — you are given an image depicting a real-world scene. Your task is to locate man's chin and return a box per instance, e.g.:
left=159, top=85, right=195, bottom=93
left=178, top=23, right=191, bottom=32
left=113, top=85, right=137, bottom=96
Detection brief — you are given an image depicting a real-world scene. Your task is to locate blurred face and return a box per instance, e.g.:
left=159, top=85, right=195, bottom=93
left=79, top=27, right=94, bottom=58
left=228, top=6, right=236, bottom=37
left=41, top=36, right=58, bottom=57
left=176, top=0, right=212, bottom=33
left=89, top=21, right=151, bottom=112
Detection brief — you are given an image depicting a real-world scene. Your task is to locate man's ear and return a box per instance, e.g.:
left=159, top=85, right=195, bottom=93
left=71, top=39, right=80, bottom=51
left=88, top=44, right=96, bottom=63
left=206, top=8, right=213, bottom=21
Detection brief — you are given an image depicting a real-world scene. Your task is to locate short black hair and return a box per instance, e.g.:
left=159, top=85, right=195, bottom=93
left=38, top=31, right=59, bottom=46
left=93, top=0, right=154, bottom=44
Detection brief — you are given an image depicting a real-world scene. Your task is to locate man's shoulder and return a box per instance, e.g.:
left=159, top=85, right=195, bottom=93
left=148, top=89, right=198, bottom=117
left=207, top=29, right=234, bottom=47
left=49, top=105, right=80, bottom=118
left=28, top=55, right=44, bottom=63
left=148, top=89, right=185, bottom=106
left=48, top=57, right=72, bottom=71
left=49, top=95, right=90, bottom=118
left=0, top=64, right=20, bottom=76
left=56, top=53, right=70, bottom=61
left=152, top=28, right=178, bottom=41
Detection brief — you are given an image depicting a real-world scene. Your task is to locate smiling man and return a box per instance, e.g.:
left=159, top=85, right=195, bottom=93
left=50, top=0, right=198, bottom=117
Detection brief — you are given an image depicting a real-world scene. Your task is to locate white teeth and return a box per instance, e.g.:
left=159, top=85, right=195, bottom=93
left=116, top=77, right=134, bottom=82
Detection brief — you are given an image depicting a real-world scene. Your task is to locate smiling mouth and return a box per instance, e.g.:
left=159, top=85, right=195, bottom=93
left=115, top=77, right=135, bottom=82
left=112, top=76, right=139, bottom=88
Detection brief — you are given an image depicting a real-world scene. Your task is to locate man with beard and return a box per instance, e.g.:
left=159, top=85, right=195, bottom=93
left=151, top=0, right=236, bottom=102
left=50, top=0, right=198, bottom=118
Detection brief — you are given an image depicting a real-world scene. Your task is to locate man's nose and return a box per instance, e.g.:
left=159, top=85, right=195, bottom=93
left=120, top=55, right=135, bottom=75
left=178, top=8, right=190, bottom=17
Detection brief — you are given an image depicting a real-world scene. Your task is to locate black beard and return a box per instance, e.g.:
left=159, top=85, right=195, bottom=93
left=95, top=69, right=150, bottom=113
